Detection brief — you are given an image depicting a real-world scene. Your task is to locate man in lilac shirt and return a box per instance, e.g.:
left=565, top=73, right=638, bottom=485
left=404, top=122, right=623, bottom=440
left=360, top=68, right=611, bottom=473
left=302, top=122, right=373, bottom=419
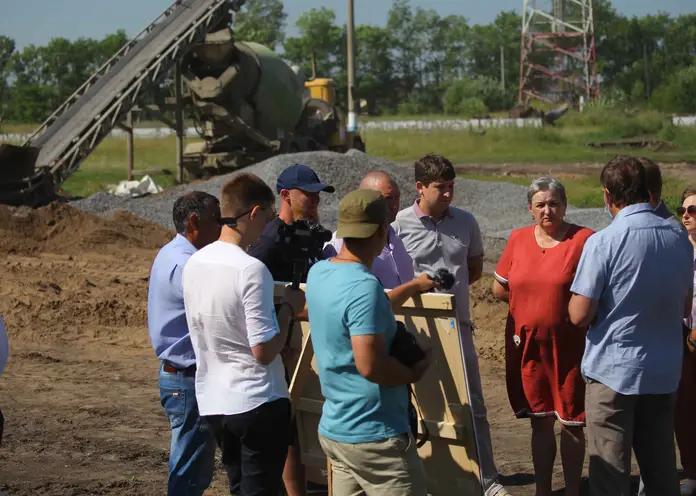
left=324, top=171, right=415, bottom=288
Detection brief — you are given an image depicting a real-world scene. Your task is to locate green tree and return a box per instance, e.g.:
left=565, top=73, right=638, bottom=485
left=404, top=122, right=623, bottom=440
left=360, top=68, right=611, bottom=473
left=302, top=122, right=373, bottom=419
left=0, top=36, right=15, bottom=119
left=387, top=0, right=419, bottom=93
left=354, top=25, right=394, bottom=113
left=283, top=7, right=342, bottom=78
left=233, top=0, right=287, bottom=49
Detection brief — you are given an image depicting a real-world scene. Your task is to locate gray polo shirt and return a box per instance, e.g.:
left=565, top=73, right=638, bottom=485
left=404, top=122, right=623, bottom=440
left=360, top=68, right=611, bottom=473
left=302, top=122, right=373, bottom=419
left=392, top=200, right=484, bottom=326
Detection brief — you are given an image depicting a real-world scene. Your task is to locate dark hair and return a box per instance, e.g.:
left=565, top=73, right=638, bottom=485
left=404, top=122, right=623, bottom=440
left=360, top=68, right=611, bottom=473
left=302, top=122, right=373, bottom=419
left=681, top=187, right=696, bottom=204
left=220, top=173, right=275, bottom=217
left=637, top=157, right=663, bottom=198
left=414, top=153, right=456, bottom=186
left=600, top=155, right=651, bottom=207
left=172, top=191, right=219, bottom=235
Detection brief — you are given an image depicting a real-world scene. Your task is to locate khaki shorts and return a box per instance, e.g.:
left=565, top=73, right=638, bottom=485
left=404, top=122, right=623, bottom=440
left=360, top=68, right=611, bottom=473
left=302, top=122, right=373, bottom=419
left=319, top=433, right=427, bottom=496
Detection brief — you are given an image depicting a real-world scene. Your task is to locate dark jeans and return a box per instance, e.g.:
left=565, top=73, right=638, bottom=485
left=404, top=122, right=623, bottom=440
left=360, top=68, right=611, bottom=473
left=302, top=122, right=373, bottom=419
left=205, top=398, right=292, bottom=496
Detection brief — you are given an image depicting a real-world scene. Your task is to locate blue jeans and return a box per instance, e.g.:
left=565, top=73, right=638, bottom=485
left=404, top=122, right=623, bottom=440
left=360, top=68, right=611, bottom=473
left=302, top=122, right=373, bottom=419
left=158, top=363, right=217, bottom=496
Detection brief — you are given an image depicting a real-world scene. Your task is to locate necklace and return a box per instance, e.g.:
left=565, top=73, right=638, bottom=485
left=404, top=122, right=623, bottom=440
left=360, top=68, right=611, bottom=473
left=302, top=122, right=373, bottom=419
left=534, top=223, right=569, bottom=252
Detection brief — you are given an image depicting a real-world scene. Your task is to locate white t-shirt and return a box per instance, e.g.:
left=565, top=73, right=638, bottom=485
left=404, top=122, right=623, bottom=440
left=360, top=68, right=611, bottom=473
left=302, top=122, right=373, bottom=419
left=182, top=240, right=289, bottom=416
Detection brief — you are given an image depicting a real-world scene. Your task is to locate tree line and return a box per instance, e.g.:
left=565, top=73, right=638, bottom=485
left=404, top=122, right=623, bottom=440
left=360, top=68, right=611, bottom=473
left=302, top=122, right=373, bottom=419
left=1, top=0, right=695, bottom=124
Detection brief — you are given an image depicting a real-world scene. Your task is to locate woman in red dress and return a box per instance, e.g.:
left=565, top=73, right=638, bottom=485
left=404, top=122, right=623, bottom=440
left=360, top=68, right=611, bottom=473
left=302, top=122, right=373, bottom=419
left=493, top=177, right=593, bottom=496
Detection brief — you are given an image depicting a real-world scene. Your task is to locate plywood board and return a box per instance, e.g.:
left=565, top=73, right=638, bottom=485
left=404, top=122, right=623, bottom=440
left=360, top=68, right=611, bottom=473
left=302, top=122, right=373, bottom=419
left=274, top=283, right=483, bottom=495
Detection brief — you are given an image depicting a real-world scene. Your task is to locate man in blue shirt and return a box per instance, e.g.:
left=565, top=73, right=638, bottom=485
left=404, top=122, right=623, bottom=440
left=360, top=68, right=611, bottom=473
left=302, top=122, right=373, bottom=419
left=306, top=189, right=435, bottom=495
left=569, top=156, right=694, bottom=496
left=148, top=191, right=222, bottom=496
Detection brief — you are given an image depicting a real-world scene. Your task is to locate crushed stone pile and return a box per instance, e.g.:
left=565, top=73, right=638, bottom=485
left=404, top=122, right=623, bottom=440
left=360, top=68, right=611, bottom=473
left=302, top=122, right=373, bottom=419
left=70, top=150, right=611, bottom=261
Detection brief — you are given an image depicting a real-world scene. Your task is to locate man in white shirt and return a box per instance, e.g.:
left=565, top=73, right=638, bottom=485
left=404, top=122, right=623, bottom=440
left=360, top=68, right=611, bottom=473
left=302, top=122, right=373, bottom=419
left=182, top=172, right=305, bottom=495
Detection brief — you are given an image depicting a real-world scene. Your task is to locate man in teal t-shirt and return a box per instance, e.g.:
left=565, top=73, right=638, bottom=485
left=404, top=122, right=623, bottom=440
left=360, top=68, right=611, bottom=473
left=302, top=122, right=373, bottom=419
left=306, top=189, right=433, bottom=496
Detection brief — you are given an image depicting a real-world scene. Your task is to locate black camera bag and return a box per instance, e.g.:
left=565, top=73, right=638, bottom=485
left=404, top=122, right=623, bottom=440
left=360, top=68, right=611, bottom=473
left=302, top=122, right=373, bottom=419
left=390, top=321, right=429, bottom=448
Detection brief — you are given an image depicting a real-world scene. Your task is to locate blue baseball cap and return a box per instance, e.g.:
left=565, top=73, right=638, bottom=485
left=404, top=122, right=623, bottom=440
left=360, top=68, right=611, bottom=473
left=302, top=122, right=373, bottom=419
left=276, top=164, right=335, bottom=194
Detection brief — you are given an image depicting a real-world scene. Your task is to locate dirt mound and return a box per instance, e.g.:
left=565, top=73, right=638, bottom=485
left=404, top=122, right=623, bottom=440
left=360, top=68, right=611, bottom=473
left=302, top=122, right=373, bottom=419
left=0, top=202, right=174, bottom=256
left=470, top=277, right=509, bottom=363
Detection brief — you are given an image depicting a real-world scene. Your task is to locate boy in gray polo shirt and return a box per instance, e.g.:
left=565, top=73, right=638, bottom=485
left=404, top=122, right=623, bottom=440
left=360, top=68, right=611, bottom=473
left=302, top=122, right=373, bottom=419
left=393, top=154, right=510, bottom=496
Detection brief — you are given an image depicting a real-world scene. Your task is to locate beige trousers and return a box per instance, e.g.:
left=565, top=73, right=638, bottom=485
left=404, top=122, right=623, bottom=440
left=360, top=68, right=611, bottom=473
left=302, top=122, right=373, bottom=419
left=319, top=433, right=428, bottom=496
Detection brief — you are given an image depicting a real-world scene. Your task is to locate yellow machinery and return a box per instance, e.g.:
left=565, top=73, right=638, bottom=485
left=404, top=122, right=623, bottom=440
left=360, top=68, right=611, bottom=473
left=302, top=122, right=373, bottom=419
left=304, top=77, right=363, bottom=152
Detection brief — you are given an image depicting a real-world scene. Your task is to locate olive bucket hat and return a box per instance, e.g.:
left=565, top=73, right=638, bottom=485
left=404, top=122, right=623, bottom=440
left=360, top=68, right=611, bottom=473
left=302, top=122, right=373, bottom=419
left=336, top=189, right=388, bottom=239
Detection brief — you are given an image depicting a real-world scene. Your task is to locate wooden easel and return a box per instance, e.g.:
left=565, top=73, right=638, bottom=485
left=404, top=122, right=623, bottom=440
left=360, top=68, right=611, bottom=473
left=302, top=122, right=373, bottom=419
left=275, top=283, right=484, bottom=495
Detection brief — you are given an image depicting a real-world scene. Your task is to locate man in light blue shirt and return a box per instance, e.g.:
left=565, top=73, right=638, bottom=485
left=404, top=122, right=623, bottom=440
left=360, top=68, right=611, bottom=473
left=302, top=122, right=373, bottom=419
left=148, top=191, right=222, bottom=496
left=569, top=156, right=694, bottom=496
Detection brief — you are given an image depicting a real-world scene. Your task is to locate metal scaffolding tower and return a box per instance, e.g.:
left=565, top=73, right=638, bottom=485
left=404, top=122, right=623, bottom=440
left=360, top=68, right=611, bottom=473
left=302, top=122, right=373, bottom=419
left=519, top=0, right=599, bottom=104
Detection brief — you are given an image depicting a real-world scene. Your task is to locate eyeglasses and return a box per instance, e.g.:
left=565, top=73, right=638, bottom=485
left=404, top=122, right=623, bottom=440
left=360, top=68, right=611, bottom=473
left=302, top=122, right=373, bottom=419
left=677, top=206, right=696, bottom=217
left=218, top=205, right=277, bottom=227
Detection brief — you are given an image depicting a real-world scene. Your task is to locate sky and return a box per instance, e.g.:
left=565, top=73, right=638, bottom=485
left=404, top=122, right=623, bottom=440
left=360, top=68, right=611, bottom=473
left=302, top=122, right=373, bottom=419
left=0, top=0, right=692, bottom=50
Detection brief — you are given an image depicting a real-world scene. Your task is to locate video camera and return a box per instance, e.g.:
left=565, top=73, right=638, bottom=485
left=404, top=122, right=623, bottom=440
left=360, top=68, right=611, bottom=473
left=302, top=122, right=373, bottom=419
left=428, top=268, right=455, bottom=290
left=276, top=220, right=332, bottom=288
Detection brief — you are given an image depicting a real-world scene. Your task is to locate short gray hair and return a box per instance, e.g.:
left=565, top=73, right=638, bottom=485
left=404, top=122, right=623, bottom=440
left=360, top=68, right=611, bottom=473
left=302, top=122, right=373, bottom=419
left=527, top=176, right=567, bottom=204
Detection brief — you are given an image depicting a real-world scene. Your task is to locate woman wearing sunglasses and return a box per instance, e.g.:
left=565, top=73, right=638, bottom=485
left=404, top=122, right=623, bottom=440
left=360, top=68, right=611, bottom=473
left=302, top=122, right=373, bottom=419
left=674, top=189, right=696, bottom=496
left=493, top=177, right=594, bottom=496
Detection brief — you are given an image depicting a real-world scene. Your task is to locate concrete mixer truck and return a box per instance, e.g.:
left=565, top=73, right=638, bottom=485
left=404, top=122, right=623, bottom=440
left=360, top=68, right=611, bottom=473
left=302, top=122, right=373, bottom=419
left=0, top=0, right=364, bottom=207
left=179, top=25, right=365, bottom=178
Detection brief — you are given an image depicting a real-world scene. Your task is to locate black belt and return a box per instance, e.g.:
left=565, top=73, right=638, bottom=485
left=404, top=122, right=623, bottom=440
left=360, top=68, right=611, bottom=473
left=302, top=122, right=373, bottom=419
left=162, top=362, right=196, bottom=377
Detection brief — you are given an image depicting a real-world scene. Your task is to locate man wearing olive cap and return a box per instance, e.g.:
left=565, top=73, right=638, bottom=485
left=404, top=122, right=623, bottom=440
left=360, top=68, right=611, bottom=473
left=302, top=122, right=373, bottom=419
left=305, top=189, right=436, bottom=495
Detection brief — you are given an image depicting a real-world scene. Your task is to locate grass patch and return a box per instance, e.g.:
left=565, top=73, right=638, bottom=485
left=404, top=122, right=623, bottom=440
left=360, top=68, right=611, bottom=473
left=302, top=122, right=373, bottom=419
left=362, top=124, right=696, bottom=165
left=5, top=109, right=696, bottom=199
left=60, top=137, right=180, bottom=198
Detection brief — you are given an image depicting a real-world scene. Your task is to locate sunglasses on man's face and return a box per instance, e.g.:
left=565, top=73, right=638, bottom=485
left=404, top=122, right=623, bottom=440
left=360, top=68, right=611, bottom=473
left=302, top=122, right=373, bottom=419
left=677, top=206, right=696, bottom=217
left=218, top=205, right=276, bottom=227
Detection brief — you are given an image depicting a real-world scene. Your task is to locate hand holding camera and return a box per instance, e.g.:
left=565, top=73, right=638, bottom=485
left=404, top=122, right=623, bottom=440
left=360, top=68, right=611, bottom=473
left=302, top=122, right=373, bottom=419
left=428, top=268, right=455, bottom=290
left=414, top=273, right=440, bottom=293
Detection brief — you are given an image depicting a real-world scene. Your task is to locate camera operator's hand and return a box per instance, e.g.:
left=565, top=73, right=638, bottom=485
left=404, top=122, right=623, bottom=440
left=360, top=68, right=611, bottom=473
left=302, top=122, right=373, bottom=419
left=282, top=286, right=306, bottom=315
left=416, top=273, right=440, bottom=293
left=410, top=346, right=433, bottom=383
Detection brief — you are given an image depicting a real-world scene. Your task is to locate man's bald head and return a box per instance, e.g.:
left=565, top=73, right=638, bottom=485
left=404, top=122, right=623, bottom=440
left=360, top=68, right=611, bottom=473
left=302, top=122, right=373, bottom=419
left=360, top=171, right=395, bottom=190
left=360, top=171, right=400, bottom=223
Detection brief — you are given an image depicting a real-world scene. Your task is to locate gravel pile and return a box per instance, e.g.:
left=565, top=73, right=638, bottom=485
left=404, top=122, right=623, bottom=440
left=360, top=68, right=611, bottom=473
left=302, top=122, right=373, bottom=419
left=70, top=150, right=611, bottom=261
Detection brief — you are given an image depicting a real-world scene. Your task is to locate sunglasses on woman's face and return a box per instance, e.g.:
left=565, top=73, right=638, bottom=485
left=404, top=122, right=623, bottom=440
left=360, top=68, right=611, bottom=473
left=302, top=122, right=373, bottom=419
left=677, top=206, right=696, bottom=217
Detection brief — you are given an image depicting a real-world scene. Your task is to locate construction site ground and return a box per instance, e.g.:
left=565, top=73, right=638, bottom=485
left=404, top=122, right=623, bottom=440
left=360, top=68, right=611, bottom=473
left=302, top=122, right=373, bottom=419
left=1, top=161, right=687, bottom=495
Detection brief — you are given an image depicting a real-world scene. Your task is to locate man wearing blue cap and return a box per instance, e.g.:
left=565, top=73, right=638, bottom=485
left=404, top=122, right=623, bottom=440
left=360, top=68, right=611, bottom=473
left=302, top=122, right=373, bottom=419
left=249, top=163, right=335, bottom=284
left=248, top=163, right=334, bottom=496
